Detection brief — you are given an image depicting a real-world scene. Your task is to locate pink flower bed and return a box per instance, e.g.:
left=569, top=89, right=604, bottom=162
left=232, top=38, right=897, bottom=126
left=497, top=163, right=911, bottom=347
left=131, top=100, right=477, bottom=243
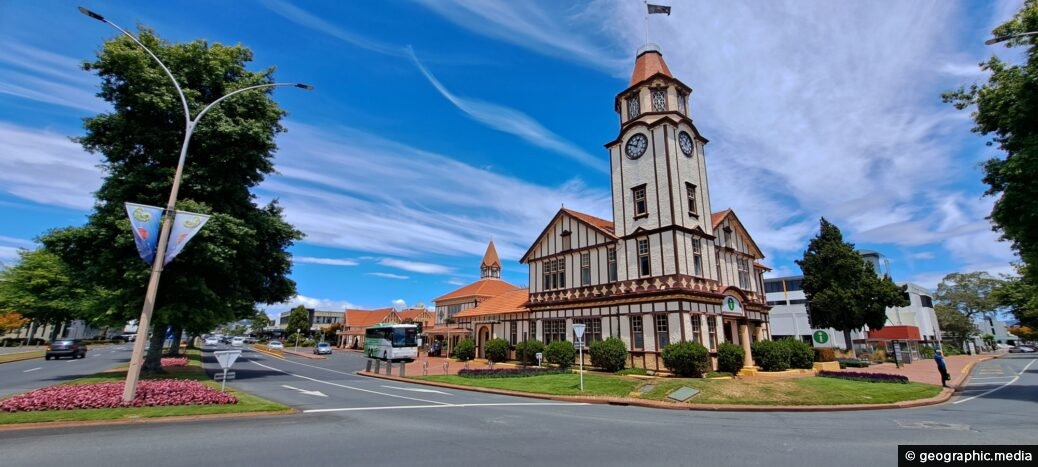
left=0, top=379, right=237, bottom=412
left=161, top=357, right=189, bottom=367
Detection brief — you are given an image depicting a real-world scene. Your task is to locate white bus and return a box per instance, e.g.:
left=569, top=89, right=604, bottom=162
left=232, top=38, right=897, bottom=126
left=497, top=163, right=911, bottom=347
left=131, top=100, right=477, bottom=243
left=364, top=323, right=419, bottom=362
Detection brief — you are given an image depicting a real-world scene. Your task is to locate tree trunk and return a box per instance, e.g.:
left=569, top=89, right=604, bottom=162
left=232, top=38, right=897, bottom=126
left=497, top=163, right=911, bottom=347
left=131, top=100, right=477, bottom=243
left=142, top=321, right=165, bottom=373
left=167, top=326, right=184, bottom=356
left=843, top=329, right=856, bottom=358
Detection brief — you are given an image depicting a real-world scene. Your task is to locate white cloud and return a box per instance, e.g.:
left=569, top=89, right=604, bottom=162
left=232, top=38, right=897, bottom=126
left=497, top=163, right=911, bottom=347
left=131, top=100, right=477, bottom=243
left=0, top=41, right=108, bottom=113
left=378, top=258, right=452, bottom=275
left=293, top=256, right=359, bottom=267
left=261, top=294, right=356, bottom=317
left=368, top=272, right=410, bottom=280
left=0, top=122, right=103, bottom=209
left=258, top=0, right=407, bottom=57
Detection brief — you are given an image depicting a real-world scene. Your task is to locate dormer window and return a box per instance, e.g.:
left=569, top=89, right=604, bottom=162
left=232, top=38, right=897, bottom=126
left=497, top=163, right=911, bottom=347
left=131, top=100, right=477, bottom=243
left=651, top=88, right=667, bottom=112
left=626, top=94, right=641, bottom=120
left=677, top=92, right=687, bottom=114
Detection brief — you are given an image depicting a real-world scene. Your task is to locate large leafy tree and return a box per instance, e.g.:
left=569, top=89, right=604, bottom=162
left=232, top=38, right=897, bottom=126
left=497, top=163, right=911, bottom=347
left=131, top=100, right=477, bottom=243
left=935, top=304, right=978, bottom=346
left=795, top=218, right=909, bottom=354
left=284, top=305, right=310, bottom=338
left=933, top=272, right=1002, bottom=321
left=0, top=249, right=103, bottom=338
left=944, top=1, right=1038, bottom=290
left=42, top=28, right=302, bottom=371
left=994, top=264, right=1038, bottom=328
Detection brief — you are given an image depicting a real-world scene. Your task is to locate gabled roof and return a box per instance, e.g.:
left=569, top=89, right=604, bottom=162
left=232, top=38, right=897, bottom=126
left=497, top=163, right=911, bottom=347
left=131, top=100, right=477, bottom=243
left=711, top=209, right=732, bottom=230
left=454, top=288, right=530, bottom=318
left=343, top=308, right=395, bottom=328
left=711, top=208, right=765, bottom=259
left=521, top=208, right=616, bottom=263
left=433, top=279, right=520, bottom=303
left=397, top=308, right=433, bottom=322
left=481, top=241, right=501, bottom=268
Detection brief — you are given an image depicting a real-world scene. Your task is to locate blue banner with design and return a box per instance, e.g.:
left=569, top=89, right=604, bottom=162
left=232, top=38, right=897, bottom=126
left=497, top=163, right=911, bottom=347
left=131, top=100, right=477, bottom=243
left=125, top=202, right=163, bottom=265
left=163, top=210, right=211, bottom=266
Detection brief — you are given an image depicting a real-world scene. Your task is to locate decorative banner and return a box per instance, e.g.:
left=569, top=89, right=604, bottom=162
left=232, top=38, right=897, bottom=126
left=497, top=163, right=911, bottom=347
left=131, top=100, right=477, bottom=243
left=163, top=210, right=211, bottom=266
left=125, top=202, right=163, bottom=265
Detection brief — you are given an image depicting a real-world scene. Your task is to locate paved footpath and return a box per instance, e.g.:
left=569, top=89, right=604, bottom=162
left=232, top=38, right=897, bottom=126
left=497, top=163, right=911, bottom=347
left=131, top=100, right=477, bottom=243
left=828, top=352, right=998, bottom=387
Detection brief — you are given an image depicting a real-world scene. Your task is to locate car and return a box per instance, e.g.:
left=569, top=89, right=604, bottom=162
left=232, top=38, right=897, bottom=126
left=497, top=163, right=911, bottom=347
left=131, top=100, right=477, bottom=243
left=313, top=342, right=333, bottom=355
left=267, top=340, right=284, bottom=350
left=46, top=339, right=88, bottom=360
left=111, top=333, right=136, bottom=343
left=1008, top=345, right=1036, bottom=353
left=231, top=337, right=245, bottom=346
left=204, top=337, right=220, bottom=346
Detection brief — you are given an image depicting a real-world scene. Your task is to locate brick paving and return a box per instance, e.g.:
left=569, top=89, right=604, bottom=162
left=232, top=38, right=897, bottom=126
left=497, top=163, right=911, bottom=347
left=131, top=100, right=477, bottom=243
left=828, top=352, right=997, bottom=387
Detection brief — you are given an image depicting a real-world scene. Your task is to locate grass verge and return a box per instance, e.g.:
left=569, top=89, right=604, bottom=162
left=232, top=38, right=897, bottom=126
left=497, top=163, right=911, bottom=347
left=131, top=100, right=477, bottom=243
left=0, top=350, right=45, bottom=363
left=419, top=372, right=942, bottom=405
left=0, top=348, right=290, bottom=425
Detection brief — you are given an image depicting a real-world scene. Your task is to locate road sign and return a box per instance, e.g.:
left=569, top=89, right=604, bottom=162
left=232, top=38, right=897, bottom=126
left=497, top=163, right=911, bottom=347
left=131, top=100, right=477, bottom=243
left=213, top=371, right=236, bottom=381
left=573, top=323, right=586, bottom=340
left=813, top=330, right=829, bottom=345
left=214, top=350, right=241, bottom=369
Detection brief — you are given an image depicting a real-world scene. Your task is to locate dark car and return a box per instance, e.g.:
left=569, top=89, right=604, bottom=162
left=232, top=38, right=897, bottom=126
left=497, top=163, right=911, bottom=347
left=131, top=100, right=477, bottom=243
left=46, top=339, right=88, bottom=360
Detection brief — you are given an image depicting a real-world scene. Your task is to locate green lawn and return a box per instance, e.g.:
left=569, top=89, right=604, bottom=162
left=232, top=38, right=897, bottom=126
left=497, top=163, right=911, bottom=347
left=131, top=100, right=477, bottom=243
left=419, top=372, right=942, bottom=406
left=0, top=348, right=291, bottom=425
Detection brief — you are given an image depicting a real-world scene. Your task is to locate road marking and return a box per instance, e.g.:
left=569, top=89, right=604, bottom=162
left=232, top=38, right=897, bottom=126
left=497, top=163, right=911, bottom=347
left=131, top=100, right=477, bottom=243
left=954, top=358, right=1036, bottom=405
left=248, top=360, right=450, bottom=405
left=381, top=385, right=451, bottom=395
left=23, top=367, right=41, bottom=373
left=303, top=402, right=589, bottom=413
left=281, top=385, right=328, bottom=397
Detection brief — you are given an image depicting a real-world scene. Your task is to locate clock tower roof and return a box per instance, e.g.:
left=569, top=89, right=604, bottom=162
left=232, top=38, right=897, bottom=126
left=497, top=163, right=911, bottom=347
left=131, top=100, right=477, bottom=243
left=629, top=43, right=673, bottom=86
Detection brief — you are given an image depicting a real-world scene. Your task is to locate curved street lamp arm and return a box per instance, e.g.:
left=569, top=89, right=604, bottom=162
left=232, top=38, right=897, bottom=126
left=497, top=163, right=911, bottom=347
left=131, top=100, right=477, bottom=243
left=79, top=6, right=191, bottom=127
left=192, top=82, right=314, bottom=125
left=985, top=30, right=1038, bottom=46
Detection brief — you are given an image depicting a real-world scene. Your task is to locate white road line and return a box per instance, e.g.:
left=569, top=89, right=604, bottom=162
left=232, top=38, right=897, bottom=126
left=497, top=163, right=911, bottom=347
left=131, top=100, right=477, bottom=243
left=303, top=402, right=588, bottom=413
left=381, top=385, right=451, bottom=395
left=954, top=358, right=1036, bottom=405
left=23, top=367, right=41, bottom=373
left=248, top=360, right=450, bottom=405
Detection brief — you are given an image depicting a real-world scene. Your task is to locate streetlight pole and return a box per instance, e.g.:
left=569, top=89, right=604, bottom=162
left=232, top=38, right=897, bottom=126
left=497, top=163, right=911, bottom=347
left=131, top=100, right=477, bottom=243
left=79, top=7, right=313, bottom=403
left=984, top=31, right=1038, bottom=45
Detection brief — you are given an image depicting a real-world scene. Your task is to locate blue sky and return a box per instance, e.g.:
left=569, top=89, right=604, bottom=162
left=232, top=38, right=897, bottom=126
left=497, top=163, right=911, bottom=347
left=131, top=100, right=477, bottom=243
left=0, top=1, right=1025, bottom=318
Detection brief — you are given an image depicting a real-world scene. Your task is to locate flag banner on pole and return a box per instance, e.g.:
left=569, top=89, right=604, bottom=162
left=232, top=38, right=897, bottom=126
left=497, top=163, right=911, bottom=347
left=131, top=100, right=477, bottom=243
left=125, top=202, right=163, bottom=265
left=163, top=210, right=211, bottom=266
left=647, top=4, right=671, bottom=15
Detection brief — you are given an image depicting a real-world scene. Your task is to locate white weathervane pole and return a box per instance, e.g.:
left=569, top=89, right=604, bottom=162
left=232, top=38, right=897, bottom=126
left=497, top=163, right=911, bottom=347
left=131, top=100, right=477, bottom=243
left=78, top=6, right=313, bottom=403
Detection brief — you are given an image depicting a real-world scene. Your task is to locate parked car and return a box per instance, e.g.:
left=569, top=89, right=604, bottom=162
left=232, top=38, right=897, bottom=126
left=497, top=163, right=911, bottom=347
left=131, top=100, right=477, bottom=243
left=112, top=333, right=136, bottom=343
left=267, top=340, right=284, bottom=350
left=1008, top=345, right=1036, bottom=353
left=46, top=339, right=88, bottom=360
left=204, top=336, right=220, bottom=346
left=313, top=342, right=333, bottom=355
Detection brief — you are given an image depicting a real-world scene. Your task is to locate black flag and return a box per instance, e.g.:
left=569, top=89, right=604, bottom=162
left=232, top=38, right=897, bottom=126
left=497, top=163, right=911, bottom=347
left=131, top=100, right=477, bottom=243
left=647, top=4, right=671, bottom=15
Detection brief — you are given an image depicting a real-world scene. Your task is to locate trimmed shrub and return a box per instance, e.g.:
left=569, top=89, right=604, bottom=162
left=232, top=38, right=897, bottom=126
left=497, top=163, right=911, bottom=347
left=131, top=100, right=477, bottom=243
left=589, top=337, right=628, bottom=372
left=919, top=346, right=936, bottom=359
left=779, top=338, right=814, bottom=369
left=484, top=338, right=509, bottom=363
left=716, top=342, right=745, bottom=374
left=813, top=347, right=836, bottom=362
left=545, top=340, right=576, bottom=368
left=514, top=339, right=545, bottom=365
left=453, top=338, right=476, bottom=361
left=661, top=341, right=710, bottom=377
left=752, top=340, right=791, bottom=371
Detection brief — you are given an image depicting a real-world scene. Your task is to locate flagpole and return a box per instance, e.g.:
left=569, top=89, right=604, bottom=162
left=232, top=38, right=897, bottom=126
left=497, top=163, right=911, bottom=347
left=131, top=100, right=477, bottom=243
left=644, top=1, right=650, bottom=44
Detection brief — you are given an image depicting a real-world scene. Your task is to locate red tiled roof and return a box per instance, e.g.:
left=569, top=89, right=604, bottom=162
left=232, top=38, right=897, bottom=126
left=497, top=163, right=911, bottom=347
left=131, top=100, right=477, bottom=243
left=711, top=209, right=732, bottom=229
left=753, top=261, right=772, bottom=271
left=455, top=288, right=529, bottom=318
left=561, top=208, right=616, bottom=237
left=630, top=49, right=673, bottom=86
left=397, top=308, right=432, bottom=321
left=433, top=279, right=520, bottom=303
left=343, top=308, right=395, bottom=328
left=481, top=240, right=501, bottom=268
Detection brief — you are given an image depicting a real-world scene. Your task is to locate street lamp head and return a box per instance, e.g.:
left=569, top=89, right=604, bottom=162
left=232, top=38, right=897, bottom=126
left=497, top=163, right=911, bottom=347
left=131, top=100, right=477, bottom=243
left=985, top=36, right=1010, bottom=45
left=78, top=6, right=106, bottom=22
left=295, top=83, right=315, bottom=90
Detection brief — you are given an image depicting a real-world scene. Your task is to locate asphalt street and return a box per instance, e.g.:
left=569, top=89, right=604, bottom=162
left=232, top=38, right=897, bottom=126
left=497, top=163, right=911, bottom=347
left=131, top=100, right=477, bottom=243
left=0, top=349, right=1034, bottom=467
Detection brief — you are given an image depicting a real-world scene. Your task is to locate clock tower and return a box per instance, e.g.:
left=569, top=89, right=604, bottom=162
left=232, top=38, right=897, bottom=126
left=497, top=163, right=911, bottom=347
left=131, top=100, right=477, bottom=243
left=606, top=44, right=716, bottom=282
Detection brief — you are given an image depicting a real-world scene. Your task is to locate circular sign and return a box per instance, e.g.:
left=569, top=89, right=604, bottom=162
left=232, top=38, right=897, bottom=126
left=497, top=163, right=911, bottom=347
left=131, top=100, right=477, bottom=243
left=813, top=330, right=829, bottom=344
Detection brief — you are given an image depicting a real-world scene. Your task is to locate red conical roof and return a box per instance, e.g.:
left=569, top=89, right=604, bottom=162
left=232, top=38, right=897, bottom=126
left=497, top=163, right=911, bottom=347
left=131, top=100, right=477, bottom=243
left=630, top=45, right=673, bottom=86
left=481, top=240, right=500, bottom=268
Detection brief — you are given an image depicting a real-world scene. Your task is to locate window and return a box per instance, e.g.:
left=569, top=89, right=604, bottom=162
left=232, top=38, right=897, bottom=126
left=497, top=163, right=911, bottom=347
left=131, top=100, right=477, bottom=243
left=655, top=315, right=669, bottom=349
left=542, top=257, right=567, bottom=290
left=764, top=280, right=785, bottom=294
left=677, top=91, right=687, bottom=114
left=607, top=247, right=618, bottom=282
left=509, top=321, right=517, bottom=346
left=692, top=238, right=703, bottom=277
left=580, top=252, right=591, bottom=286
left=685, top=182, right=698, bottom=215
left=561, top=231, right=571, bottom=250
left=632, top=185, right=647, bottom=218
left=651, top=88, right=666, bottom=112
left=543, top=319, right=567, bottom=343
left=573, top=318, right=602, bottom=344
left=626, top=94, right=641, bottom=119
left=920, top=295, right=934, bottom=308
left=724, top=227, right=733, bottom=247
left=785, top=279, right=803, bottom=292
left=690, top=316, right=701, bottom=344
left=638, top=239, right=651, bottom=276
left=707, top=316, right=717, bottom=349
left=531, top=320, right=538, bottom=341
left=737, top=258, right=751, bottom=289
left=631, top=316, right=644, bottom=350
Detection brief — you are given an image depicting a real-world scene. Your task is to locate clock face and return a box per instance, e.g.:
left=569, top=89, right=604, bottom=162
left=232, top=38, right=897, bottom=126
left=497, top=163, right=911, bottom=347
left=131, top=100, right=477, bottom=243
left=678, top=131, right=694, bottom=156
left=625, top=134, right=648, bottom=159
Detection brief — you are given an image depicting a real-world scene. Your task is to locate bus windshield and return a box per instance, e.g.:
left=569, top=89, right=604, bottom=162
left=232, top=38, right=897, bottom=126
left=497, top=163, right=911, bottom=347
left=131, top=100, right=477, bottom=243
left=392, top=327, right=418, bottom=347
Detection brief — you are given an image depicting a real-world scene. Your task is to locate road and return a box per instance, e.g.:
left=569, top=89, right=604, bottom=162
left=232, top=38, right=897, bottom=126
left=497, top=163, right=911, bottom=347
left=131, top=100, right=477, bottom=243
left=0, top=350, right=1034, bottom=467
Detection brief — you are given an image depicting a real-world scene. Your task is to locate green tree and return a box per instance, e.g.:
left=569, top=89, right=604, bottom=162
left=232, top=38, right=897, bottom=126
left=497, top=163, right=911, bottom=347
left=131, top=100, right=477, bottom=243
left=943, top=0, right=1038, bottom=293
left=933, top=272, right=1002, bottom=322
left=994, top=264, right=1038, bottom=328
left=284, top=306, right=310, bottom=338
left=250, top=311, right=273, bottom=335
left=795, top=218, right=909, bottom=354
left=935, top=303, right=978, bottom=346
left=0, top=249, right=102, bottom=337
left=41, top=27, right=302, bottom=371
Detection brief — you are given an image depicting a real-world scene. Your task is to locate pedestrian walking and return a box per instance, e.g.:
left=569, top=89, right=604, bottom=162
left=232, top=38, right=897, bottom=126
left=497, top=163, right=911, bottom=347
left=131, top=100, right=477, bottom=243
left=934, top=349, right=950, bottom=387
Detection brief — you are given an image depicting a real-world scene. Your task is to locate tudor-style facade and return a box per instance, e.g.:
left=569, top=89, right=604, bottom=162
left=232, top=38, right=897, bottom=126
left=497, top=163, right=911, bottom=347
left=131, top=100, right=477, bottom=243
left=520, top=44, right=771, bottom=372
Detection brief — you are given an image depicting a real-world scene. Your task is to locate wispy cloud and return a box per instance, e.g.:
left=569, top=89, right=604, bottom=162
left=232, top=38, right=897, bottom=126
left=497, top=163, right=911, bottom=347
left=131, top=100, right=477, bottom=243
left=369, top=272, right=410, bottom=280
left=0, top=41, right=107, bottom=113
left=293, top=256, right=359, bottom=267
left=406, top=47, right=604, bottom=172
left=378, top=258, right=452, bottom=275
left=258, top=0, right=406, bottom=57
left=0, top=122, right=102, bottom=209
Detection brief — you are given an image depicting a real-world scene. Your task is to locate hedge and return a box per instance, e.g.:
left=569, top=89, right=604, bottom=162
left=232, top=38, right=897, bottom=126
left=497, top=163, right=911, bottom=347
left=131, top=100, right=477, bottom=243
left=589, top=337, right=628, bottom=372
